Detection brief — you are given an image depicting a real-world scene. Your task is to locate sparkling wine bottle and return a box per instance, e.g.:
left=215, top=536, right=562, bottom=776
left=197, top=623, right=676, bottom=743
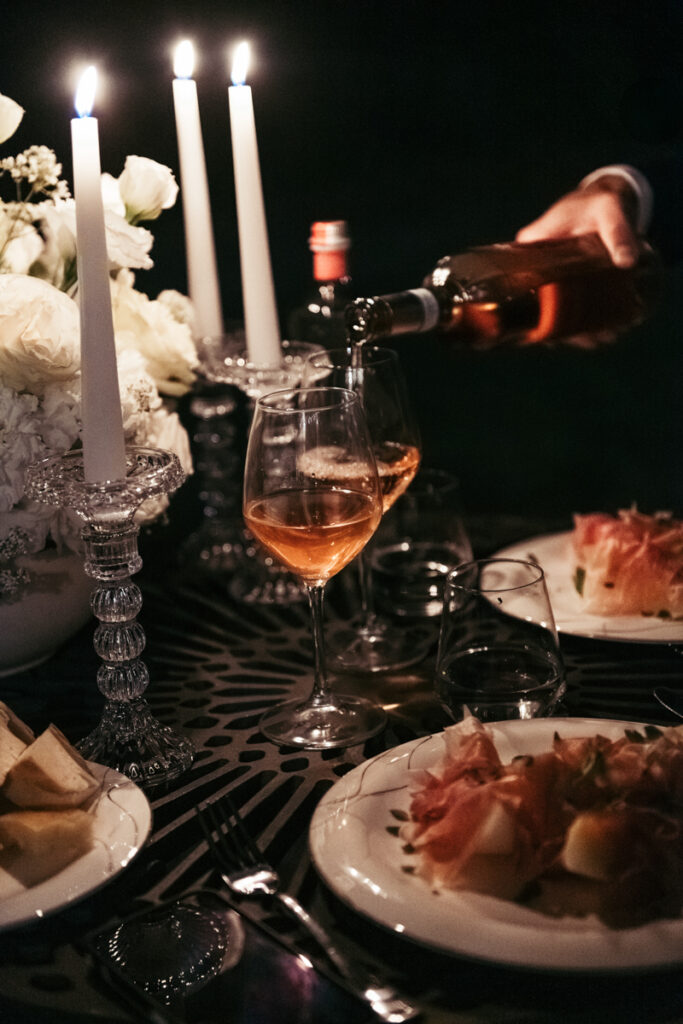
left=288, top=220, right=353, bottom=347
left=345, top=234, right=661, bottom=347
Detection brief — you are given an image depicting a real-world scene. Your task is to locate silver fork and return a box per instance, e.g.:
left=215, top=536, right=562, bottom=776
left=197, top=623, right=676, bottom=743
left=197, top=797, right=421, bottom=1023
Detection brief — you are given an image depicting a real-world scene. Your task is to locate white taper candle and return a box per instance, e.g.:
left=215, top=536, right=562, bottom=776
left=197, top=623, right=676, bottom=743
left=70, top=66, right=127, bottom=483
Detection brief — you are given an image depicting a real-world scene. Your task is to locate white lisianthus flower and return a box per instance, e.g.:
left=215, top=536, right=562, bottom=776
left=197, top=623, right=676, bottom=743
left=104, top=209, right=154, bottom=270
left=117, top=156, right=179, bottom=224
left=100, top=172, right=126, bottom=217
left=0, top=208, right=44, bottom=274
left=111, top=269, right=197, bottom=396
left=49, top=202, right=153, bottom=273
left=30, top=199, right=78, bottom=291
left=0, top=93, right=24, bottom=144
left=0, top=275, right=80, bottom=395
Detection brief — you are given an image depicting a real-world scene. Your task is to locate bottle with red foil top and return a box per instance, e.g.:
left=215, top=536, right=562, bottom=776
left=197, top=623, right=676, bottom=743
left=345, top=234, right=661, bottom=348
left=288, top=220, right=353, bottom=347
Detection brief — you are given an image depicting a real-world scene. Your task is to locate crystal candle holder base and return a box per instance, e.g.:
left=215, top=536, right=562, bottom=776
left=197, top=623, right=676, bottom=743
left=25, top=447, right=194, bottom=788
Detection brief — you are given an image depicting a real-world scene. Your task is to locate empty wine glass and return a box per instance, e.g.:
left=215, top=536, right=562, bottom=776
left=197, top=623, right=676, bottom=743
left=244, top=386, right=385, bottom=748
left=303, top=346, right=434, bottom=673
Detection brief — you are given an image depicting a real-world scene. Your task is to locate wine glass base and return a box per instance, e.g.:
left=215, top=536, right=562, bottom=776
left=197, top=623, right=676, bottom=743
left=327, top=617, right=436, bottom=674
left=259, top=695, right=386, bottom=749
left=78, top=698, right=194, bottom=788
left=99, top=897, right=245, bottom=999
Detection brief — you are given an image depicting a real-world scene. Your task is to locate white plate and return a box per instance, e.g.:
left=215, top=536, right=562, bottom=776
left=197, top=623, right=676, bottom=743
left=309, top=718, right=683, bottom=971
left=494, top=531, right=683, bottom=643
left=0, top=763, right=152, bottom=930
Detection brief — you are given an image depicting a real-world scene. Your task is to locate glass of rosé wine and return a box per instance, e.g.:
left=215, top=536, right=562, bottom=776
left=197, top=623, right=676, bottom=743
left=303, top=346, right=434, bottom=673
left=244, top=386, right=386, bottom=748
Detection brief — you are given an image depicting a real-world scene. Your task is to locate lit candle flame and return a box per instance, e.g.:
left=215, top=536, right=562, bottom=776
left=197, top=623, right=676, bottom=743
left=231, top=41, right=249, bottom=87
left=75, top=65, right=97, bottom=118
left=174, top=39, right=195, bottom=79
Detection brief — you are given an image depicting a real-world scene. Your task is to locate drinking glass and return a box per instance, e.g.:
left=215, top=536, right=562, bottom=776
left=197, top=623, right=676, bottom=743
left=244, top=386, right=385, bottom=748
left=303, top=346, right=433, bottom=673
left=371, top=467, right=472, bottom=618
left=435, top=558, right=565, bottom=722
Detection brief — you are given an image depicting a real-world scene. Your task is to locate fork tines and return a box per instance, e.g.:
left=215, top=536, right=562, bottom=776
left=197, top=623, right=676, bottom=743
left=198, top=794, right=262, bottom=870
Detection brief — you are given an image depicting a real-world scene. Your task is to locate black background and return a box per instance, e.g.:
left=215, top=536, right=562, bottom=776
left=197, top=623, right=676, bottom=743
left=2, top=0, right=681, bottom=518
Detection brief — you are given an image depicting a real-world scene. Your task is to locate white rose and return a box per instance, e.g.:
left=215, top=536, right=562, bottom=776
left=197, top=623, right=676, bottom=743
left=0, top=275, right=80, bottom=395
left=118, top=156, right=179, bottom=224
left=0, top=93, right=24, bottom=144
left=111, top=270, right=197, bottom=396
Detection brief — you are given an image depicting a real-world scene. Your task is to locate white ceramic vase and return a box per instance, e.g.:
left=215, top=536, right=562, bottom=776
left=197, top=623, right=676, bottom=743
left=0, top=548, right=92, bottom=677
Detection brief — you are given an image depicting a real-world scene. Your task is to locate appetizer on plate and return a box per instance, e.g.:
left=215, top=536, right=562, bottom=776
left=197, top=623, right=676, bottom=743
left=399, top=716, right=683, bottom=928
left=0, top=703, right=98, bottom=893
left=572, top=508, right=683, bottom=618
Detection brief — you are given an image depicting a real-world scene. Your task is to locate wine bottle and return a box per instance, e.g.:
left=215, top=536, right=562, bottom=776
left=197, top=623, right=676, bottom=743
left=288, top=220, right=353, bottom=347
left=345, top=234, right=661, bottom=347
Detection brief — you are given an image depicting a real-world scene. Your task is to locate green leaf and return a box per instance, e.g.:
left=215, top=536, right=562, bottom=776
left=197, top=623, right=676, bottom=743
left=573, top=566, right=586, bottom=596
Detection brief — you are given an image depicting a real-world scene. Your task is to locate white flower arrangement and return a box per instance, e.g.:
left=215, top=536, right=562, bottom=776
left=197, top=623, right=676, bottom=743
left=0, top=94, right=198, bottom=599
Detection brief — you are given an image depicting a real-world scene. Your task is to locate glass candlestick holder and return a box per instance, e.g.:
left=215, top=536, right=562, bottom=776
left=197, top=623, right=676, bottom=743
left=196, top=333, right=324, bottom=605
left=24, top=446, right=194, bottom=788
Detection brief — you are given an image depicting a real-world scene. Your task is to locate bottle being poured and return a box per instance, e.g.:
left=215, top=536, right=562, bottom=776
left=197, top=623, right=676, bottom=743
left=346, top=233, right=661, bottom=349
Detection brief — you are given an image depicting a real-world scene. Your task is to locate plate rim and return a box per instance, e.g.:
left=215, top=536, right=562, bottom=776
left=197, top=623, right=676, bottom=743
left=309, top=718, right=683, bottom=972
left=493, top=531, right=683, bottom=643
left=0, top=762, right=152, bottom=931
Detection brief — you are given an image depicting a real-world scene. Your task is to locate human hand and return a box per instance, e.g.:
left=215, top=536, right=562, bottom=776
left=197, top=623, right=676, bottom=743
left=516, top=172, right=644, bottom=268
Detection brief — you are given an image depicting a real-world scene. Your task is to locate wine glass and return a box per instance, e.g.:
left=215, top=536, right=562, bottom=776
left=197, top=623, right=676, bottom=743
left=244, top=386, right=386, bottom=748
left=303, top=346, right=434, bottom=673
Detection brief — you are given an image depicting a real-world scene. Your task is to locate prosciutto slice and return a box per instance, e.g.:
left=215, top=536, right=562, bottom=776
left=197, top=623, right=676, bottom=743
left=572, top=508, right=683, bottom=616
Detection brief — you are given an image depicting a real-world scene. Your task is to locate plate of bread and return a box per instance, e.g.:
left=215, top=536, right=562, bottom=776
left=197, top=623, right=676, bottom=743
left=0, top=702, right=152, bottom=930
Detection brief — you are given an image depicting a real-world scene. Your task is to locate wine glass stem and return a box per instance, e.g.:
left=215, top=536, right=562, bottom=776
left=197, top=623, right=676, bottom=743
left=357, top=547, right=378, bottom=629
left=306, top=582, right=333, bottom=704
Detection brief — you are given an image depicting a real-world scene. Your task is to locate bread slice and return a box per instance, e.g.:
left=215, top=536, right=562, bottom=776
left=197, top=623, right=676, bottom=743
left=0, top=703, right=35, bottom=786
left=0, top=808, right=93, bottom=886
left=3, top=724, right=99, bottom=809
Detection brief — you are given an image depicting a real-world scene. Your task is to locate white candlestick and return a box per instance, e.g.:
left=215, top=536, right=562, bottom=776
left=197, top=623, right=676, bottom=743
left=172, top=40, right=223, bottom=340
left=228, top=42, right=281, bottom=367
left=70, top=67, right=127, bottom=483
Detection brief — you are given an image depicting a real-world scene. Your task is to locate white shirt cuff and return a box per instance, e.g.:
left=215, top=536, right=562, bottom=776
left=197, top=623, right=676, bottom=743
left=578, top=164, right=653, bottom=234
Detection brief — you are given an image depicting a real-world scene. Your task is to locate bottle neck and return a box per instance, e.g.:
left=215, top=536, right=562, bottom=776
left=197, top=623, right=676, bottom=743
left=345, top=288, right=444, bottom=344
left=313, top=250, right=349, bottom=283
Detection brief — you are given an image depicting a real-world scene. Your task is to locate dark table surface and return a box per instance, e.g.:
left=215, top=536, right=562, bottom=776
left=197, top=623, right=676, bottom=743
left=0, top=510, right=682, bottom=1024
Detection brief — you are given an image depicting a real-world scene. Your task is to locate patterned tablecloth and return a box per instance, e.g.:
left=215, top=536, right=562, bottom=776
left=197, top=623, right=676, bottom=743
left=0, top=513, right=682, bottom=1024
